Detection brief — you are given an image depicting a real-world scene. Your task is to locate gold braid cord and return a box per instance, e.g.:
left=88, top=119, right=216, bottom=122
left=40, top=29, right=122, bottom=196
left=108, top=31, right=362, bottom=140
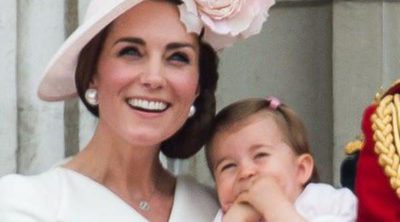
left=345, top=135, right=364, bottom=154
left=371, top=94, right=400, bottom=198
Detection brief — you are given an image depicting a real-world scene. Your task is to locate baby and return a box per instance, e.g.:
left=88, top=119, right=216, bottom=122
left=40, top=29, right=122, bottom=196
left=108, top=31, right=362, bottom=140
left=206, top=97, right=357, bottom=222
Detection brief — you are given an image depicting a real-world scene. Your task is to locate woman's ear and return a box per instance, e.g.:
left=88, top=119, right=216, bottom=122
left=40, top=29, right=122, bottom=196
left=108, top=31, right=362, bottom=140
left=89, top=74, right=99, bottom=89
left=295, top=154, right=314, bottom=185
left=195, top=85, right=200, bottom=98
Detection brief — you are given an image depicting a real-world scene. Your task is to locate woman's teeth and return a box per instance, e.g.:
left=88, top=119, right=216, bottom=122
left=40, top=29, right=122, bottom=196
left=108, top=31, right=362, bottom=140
left=127, top=98, right=168, bottom=112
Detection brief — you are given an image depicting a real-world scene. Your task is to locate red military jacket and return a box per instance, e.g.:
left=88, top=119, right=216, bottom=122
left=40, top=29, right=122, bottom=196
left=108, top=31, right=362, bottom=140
left=356, top=81, right=400, bottom=221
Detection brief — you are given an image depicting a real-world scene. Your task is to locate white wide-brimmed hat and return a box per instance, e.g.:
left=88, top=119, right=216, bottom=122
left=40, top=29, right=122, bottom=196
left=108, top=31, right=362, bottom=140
left=38, top=0, right=275, bottom=101
left=38, top=0, right=144, bottom=101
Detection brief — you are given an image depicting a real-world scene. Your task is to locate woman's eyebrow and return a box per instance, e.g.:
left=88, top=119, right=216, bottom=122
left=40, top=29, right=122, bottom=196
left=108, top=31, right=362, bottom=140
left=113, top=37, right=145, bottom=46
left=166, top=42, right=196, bottom=51
left=113, top=38, right=195, bottom=51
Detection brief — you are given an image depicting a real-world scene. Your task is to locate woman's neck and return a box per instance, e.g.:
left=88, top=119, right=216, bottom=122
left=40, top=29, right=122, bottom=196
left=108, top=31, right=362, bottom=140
left=64, top=120, right=173, bottom=196
left=64, top=121, right=177, bottom=221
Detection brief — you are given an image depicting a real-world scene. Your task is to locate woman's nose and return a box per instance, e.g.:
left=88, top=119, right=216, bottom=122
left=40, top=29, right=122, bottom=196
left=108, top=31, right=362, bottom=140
left=140, top=57, right=166, bottom=90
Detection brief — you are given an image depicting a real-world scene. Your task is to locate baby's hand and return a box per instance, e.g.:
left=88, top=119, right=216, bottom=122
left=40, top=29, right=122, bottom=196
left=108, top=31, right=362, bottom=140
left=222, top=201, right=261, bottom=222
left=237, top=176, right=294, bottom=221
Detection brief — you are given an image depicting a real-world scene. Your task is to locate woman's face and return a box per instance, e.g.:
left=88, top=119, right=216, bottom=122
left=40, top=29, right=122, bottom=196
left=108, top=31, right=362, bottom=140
left=93, top=0, right=200, bottom=147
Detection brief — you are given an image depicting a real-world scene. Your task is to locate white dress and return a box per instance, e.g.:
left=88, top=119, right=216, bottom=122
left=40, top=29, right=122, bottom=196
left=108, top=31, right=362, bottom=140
left=0, top=167, right=219, bottom=222
left=213, top=183, right=357, bottom=222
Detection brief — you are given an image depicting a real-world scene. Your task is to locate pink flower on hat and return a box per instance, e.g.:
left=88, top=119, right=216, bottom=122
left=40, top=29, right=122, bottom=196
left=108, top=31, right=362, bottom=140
left=196, top=0, right=243, bottom=20
left=179, top=0, right=275, bottom=50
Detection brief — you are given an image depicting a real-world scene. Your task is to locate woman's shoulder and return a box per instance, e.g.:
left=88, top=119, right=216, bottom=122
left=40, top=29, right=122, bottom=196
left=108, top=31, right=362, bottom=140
left=0, top=168, right=64, bottom=196
left=0, top=168, right=64, bottom=221
left=171, top=175, right=219, bottom=221
left=295, top=183, right=357, bottom=221
left=0, top=168, right=63, bottom=197
left=0, top=167, right=62, bottom=184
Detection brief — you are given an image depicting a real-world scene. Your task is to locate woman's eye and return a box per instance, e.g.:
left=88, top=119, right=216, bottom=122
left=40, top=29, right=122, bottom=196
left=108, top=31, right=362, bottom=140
left=168, top=52, right=190, bottom=64
left=118, top=47, right=141, bottom=58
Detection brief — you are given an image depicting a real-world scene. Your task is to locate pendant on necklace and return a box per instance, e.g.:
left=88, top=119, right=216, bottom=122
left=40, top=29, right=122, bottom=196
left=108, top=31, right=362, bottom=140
left=139, top=200, right=150, bottom=211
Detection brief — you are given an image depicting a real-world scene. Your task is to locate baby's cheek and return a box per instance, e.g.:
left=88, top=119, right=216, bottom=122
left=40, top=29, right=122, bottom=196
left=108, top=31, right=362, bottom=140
left=221, top=202, right=232, bottom=213
left=216, top=181, right=235, bottom=212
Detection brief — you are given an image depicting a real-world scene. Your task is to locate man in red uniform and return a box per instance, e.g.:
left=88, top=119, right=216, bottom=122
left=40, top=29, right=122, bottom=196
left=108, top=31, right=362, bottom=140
left=354, top=81, right=400, bottom=221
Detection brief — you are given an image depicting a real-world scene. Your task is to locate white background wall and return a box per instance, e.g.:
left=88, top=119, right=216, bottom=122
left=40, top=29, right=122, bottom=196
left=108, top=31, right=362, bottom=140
left=1, top=0, right=400, bottom=186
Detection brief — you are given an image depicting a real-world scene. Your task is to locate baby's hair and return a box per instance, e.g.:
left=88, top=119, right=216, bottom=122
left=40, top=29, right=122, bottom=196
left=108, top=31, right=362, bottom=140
left=205, top=98, right=320, bottom=183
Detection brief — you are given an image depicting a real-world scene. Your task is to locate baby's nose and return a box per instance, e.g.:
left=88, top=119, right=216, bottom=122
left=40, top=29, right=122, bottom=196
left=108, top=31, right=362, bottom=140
left=238, top=164, right=257, bottom=181
left=234, top=172, right=256, bottom=196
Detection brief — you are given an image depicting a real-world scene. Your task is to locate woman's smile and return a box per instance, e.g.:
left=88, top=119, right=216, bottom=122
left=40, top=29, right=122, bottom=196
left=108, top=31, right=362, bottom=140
left=126, top=98, right=170, bottom=113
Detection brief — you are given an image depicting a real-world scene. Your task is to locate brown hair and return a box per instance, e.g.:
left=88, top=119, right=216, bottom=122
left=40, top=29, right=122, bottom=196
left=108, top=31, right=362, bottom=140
left=205, top=98, right=320, bottom=183
left=75, top=0, right=219, bottom=159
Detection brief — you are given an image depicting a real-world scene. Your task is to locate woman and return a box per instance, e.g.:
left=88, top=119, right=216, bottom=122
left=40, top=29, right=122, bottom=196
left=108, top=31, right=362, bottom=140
left=0, top=0, right=274, bottom=221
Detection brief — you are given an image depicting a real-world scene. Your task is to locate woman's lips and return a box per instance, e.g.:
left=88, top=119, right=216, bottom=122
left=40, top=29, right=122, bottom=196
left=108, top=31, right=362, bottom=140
left=126, top=98, right=170, bottom=113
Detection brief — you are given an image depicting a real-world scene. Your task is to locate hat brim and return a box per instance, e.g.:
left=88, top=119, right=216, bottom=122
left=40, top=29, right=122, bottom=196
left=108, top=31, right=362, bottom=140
left=38, top=0, right=143, bottom=101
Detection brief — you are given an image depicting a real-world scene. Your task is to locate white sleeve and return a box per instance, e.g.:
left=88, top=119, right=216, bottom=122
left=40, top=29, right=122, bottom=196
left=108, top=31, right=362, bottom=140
left=212, top=209, right=223, bottom=222
left=0, top=174, right=59, bottom=222
left=295, top=183, right=357, bottom=222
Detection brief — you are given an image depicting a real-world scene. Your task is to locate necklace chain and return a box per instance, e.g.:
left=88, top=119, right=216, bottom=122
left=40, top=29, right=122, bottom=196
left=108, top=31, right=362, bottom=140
left=136, top=187, right=156, bottom=211
left=135, top=176, right=160, bottom=211
left=132, top=169, right=166, bottom=212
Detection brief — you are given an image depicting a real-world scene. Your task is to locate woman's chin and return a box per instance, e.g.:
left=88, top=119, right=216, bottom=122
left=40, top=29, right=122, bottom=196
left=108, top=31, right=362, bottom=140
left=122, top=130, right=171, bottom=148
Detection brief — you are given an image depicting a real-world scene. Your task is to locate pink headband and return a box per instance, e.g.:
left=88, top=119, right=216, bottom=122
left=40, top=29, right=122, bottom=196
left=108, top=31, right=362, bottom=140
left=266, top=96, right=281, bottom=110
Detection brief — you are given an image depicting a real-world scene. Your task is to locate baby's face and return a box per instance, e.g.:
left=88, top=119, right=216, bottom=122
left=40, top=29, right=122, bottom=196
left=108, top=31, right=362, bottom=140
left=210, top=113, right=304, bottom=212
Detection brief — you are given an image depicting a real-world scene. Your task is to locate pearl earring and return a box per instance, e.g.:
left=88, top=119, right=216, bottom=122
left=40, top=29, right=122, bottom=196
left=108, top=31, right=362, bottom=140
left=85, top=88, right=98, bottom=106
left=188, top=105, right=196, bottom=117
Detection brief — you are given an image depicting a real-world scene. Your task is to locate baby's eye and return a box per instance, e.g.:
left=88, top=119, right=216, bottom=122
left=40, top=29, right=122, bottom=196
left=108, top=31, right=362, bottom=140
left=168, top=52, right=190, bottom=64
left=254, top=152, right=269, bottom=159
left=220, top=163, right=236, bottom=172
left=118, top=46, right=141, bottom=58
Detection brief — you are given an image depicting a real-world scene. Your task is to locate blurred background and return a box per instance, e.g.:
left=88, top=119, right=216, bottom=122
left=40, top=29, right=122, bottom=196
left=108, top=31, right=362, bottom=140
left=1, top=0, right=400, bottom=186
